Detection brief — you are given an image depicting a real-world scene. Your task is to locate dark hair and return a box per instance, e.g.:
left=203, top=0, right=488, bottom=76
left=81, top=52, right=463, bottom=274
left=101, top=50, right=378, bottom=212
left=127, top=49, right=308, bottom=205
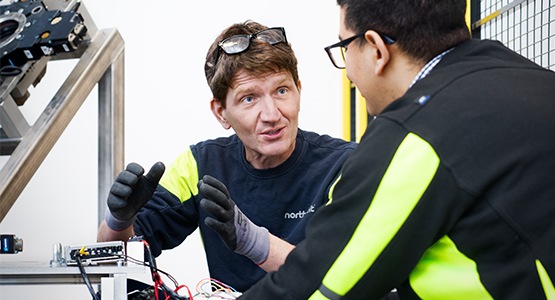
left=204, top=20, right=299, bottom=108
left=337, top=0, right=470, bottom=63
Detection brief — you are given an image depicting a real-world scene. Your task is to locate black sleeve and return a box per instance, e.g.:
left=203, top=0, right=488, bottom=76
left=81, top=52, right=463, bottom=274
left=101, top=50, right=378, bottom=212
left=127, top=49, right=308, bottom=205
left=239, top=120, right=468, bottom=300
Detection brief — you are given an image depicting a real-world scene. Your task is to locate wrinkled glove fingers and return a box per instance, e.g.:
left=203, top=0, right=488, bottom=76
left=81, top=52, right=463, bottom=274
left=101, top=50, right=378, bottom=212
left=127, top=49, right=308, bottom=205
left=201, top=175, right=231, bottom=199
left=198, top=181, right=234, bottom=211
left=109, top=182, right=133, bottom=207
left=125, top=162, right=145, bottom=176
left=200, top=198, right=232, bottom=221
left=115, top=169, right=139, bottom=186
left=109, top=163, right=144, bottom=207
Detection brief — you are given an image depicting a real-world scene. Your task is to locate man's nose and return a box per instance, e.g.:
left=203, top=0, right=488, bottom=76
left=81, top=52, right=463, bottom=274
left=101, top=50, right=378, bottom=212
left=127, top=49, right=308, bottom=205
left=260, top=96, right=281, bottom=122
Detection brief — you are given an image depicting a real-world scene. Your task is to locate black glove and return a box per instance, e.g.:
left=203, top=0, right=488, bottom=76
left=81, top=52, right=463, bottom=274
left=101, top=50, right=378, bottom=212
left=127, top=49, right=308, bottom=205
left=198, top=175, right=269, bottom=264
left=105, top=162, right=165, bottom=230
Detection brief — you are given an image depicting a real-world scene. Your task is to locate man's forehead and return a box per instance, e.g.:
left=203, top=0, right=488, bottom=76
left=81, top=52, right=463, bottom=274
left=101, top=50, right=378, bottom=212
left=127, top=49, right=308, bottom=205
left=230, top=69, right=293, bottom=89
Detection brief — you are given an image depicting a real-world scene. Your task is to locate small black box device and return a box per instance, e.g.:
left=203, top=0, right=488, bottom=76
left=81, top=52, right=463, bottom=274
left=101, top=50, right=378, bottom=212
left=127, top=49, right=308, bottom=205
left=0, top=234, right=23, bottom=254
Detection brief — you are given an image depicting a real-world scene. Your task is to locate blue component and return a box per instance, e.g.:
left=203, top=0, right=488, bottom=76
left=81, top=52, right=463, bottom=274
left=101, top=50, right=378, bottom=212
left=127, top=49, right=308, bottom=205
left=415, top=95, right=430, bottom=105
left=3, top=237, right=9, bottom=252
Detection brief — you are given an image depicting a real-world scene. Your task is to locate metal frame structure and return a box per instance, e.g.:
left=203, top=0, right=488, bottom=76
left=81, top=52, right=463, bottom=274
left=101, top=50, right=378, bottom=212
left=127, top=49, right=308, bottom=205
left=474, top=0, right=554, bottom=71
left=0, top=0, right=124, bottom=225
left=471, top=0, right=528, bottom=30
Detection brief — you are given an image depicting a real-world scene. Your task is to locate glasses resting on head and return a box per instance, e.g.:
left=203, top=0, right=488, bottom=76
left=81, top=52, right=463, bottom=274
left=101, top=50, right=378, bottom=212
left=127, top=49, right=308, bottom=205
left=211, top=27, right=287, bottom=71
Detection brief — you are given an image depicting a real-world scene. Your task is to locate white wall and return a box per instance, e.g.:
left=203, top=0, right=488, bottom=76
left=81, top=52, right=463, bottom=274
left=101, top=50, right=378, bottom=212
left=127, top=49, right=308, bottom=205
left=0, top=0, right=343, bottom=298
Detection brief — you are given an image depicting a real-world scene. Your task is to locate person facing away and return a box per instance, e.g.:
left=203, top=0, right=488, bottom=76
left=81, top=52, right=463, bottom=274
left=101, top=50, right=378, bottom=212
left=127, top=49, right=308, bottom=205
left=237, top=0, right=555, bottom=299
left=97, top=20, right=356, bottom=292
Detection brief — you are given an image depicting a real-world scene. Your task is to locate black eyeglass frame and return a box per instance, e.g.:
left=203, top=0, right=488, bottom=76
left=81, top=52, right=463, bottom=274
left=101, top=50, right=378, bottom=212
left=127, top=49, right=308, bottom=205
left=324, top=31, right=396, bottom=69
left=212, top=27, right=287, bottom=71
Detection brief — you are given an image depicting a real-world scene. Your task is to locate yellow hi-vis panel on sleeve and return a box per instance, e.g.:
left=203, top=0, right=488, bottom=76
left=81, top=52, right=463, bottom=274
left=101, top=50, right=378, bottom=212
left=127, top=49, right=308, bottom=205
left=309, top=133, right=439, bottom=300
left=409, top=235, right=493, bottom=299
left=537, top=260, right=555, bottom=300
left=158, top=147, right=199, bottom=202
left=326, top=175, right=342, bottom=205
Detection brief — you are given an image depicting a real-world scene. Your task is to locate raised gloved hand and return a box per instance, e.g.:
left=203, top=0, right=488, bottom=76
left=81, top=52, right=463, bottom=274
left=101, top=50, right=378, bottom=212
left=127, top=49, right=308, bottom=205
left=105, top=162, right=165, bottom=231
left=198, top=175, right=269, bottom=265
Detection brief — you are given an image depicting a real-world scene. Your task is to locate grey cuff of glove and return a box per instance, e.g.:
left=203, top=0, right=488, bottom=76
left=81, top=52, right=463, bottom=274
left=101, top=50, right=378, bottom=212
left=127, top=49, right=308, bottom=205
left=234, top=214, right=270, bottom=264
left=104, top=207, right=136, bottom=231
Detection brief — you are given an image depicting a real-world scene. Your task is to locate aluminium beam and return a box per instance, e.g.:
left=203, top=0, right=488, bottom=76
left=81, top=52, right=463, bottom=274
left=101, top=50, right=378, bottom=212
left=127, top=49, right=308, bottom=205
left=0, top=28, right=125, bottom=223
left=97, top=50, right=125, bottom=227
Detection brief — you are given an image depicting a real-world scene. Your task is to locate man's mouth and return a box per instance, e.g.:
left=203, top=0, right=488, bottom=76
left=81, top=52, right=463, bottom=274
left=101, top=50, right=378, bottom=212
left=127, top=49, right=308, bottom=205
left=266, top=129, right=281, bottom=135
left=263, top=128, right=283, bottom=136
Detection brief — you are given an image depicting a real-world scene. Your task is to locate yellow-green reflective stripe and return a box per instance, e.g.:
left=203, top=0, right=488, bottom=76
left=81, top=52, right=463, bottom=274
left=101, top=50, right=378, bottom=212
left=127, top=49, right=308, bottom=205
left=410, top=236, right=493, bottom=300
left=536, top=260, right=555, bottom=299
left=158, top=147, right=199, bottom=202
left=326, top=175, right=342, bottom=205
left=310, top=133, right=439, bottom=299
left=309, top=290, right=331, bottom=300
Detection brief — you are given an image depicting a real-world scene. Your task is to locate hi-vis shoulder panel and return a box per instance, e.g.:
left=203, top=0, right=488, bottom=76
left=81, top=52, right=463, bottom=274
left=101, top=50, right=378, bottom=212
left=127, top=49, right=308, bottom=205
left=159, top=147, right=199, bottom=202
left=409, top=235, right=493, bottom=299
left=536, top=260, right=555, bottom=300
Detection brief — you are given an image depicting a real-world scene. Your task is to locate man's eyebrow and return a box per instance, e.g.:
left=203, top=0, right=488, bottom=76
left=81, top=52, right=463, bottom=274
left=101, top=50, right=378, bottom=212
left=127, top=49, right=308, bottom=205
left=276, top=76, right=291, bottom=86
left=233, top=86, right=255, bottom=96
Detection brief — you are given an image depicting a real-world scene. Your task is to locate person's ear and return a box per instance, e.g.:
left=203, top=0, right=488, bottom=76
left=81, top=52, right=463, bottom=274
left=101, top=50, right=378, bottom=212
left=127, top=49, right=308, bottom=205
left=210, top=98, right=231, bottom=130
left=364, top=30, right=391, bottom=76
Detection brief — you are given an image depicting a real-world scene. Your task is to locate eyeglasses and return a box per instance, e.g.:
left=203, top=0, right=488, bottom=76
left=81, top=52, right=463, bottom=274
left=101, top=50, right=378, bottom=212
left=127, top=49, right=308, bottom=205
left=324, top=31, right=396, bottom=69
left=212, top=27, right=287, bottom=70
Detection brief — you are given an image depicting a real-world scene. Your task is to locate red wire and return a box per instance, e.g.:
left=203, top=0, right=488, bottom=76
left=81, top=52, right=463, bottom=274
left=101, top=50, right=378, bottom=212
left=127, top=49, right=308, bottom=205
left=144, top=239, right=193, bottom=300
left=175, top=284, right=194, bottom=299
left=157, top=277, right=169, bottom=300
left=154, top=280, right=160, bottom=300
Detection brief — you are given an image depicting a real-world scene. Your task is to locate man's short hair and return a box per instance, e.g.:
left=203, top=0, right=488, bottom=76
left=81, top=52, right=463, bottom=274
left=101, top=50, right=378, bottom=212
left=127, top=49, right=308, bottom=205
left=204, top=20, right=299, bottom=108
left=337, top=0, right=471, bottom=63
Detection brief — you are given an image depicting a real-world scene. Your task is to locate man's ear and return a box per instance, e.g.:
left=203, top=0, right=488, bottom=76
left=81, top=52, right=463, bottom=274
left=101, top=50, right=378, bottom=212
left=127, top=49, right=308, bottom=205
left=364, top=30, right=391, bottom=76
left=210, top=98, right=231, bottom=130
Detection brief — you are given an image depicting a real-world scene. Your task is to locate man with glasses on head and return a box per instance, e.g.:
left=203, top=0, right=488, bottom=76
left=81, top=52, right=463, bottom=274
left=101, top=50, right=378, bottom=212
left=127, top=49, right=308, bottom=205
left=97, top=20, right=356, bottom=292
left=237, top=0, right=555, bottom=299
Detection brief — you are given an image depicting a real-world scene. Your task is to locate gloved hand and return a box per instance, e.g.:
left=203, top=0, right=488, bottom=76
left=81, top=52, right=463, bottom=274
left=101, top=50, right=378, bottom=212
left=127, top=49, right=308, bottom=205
left=105, top=162, right=165, bottom=231
left=198, top=175, right=269, bottom=265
